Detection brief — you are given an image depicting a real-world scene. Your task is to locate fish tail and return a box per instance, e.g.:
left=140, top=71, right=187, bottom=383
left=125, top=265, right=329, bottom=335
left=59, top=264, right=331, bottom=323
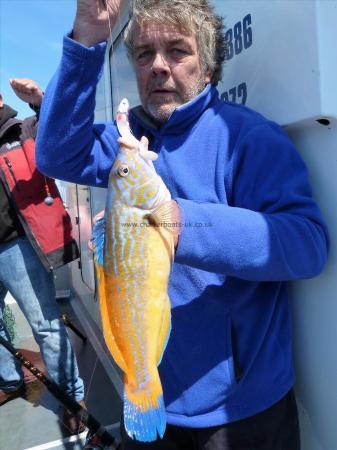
left=123, top=372, right=166, bottom=442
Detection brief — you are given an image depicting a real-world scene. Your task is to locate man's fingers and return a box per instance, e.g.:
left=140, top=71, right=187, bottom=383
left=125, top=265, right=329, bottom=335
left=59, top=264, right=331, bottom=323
left=140, top=136, right=149, bottom=148
left=9, top=78, right=43, bottom=106
left=93, top=210, right=105, bottom=224
left=10, top=79, right=36, bottom=94
left=88, top=239, right=95, bottom=252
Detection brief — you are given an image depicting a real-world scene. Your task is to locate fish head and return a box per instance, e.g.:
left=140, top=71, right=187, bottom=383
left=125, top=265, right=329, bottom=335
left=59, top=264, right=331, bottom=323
left=109, top=136, right=171, bottom=209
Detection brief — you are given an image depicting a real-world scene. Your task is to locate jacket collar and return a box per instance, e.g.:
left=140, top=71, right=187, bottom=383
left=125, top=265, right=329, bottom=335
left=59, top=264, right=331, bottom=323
left=130, top=84, right=219, bottom=136
left=0, top=104, right=18, bottom=126
left=0, top=117, right=21, bottom=141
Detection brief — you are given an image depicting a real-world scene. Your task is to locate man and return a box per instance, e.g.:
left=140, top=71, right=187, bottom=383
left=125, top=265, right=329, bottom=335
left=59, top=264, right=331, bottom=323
left=36, top=0, right=329, bottom=448
left=0, top=78, right=86, bottom=435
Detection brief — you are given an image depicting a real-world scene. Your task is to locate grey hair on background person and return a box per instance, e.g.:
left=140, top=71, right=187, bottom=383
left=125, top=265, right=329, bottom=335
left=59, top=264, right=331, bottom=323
left=124, top=0, right=226, bottom=85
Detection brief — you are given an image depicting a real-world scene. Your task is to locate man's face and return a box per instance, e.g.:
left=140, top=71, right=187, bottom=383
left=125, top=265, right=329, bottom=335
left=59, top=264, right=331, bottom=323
left=0, top=94, right=3, bottom=108
left=132, top=22, right=211, bottom=123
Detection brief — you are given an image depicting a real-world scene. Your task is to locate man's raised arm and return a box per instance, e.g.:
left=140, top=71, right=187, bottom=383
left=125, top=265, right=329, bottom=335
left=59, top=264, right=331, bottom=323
left=36, top=0, right=125, bottom=187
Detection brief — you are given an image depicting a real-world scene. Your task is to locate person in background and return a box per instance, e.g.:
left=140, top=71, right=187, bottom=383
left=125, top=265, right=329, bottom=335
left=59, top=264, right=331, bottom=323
left=36, top=0, right=329, bottom=448
left=0, top=78, right=86, bottom=435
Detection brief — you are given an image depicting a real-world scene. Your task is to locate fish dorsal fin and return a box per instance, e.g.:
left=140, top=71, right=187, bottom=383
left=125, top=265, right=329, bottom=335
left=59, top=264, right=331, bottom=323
left=92, top=217, right=106, bottom=267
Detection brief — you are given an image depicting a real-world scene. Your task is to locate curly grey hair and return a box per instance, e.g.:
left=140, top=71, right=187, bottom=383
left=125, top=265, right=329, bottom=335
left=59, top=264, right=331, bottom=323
left=124, top=0, right=226, bottom=85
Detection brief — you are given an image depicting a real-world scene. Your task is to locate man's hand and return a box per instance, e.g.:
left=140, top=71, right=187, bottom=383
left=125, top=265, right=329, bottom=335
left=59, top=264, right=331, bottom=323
left=73, top=0, right=126, bottom=47
left=10, top=78, right=43, bottom=107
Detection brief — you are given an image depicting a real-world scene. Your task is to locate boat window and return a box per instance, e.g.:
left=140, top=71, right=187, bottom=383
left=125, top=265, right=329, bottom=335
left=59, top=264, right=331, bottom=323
left=76, top=185, right=96, bottom=292
left=95, top=74, right=109, bottom=122
left=109, top=31, right=140, bottom=116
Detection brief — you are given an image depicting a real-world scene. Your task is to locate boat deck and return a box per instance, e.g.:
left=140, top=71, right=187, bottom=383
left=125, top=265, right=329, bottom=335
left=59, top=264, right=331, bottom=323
left=0, top=294, right=122, bottom=450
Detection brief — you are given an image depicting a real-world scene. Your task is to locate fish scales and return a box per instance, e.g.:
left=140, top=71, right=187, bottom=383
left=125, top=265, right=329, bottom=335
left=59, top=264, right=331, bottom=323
left=106, top=208, right=169, bottom=374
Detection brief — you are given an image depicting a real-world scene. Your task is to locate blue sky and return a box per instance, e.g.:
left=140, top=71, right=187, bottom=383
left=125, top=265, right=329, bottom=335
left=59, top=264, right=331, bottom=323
left=1, top=0, right=76, bottom=118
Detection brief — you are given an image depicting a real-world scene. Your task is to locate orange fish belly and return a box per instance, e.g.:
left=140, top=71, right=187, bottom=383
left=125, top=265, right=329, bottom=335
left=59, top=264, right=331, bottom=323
left=96, top=210, right=172, bottom=441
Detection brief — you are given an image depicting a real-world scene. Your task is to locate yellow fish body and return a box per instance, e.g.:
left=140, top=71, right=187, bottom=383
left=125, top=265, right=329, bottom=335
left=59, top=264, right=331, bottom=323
left=93, top=99, right=173, bottom=442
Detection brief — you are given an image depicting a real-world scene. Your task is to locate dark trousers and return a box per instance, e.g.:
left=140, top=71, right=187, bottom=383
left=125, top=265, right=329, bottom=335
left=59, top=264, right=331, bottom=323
left=120, top=389, right=300, bottom=450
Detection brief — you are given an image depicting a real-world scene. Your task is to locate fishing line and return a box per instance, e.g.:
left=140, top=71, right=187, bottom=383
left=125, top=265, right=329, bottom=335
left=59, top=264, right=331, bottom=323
left=104, top=0, right=123, bottom=111
left=79, top=349, right=99, bottom=437
left=82, top=1, right=125, bottom=438
left=83, top=0, right=112, bottom=421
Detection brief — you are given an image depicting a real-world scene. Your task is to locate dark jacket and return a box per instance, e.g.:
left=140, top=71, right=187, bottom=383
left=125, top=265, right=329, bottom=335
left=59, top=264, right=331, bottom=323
left=0, top=105, right=79, bottom=271
left=0, top=106, right=25, bottom=242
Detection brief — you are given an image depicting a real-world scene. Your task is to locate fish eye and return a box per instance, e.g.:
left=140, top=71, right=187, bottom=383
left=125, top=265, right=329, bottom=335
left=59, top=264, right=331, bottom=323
left=117, top=165, right=129, bottom=177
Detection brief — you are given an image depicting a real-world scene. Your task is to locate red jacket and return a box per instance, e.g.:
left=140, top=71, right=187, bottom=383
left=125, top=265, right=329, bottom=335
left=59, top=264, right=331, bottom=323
left=0, top=117, right=79, bottom=271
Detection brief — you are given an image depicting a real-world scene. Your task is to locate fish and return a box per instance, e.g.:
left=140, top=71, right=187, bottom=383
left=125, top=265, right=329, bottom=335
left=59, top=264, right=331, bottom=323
left=92, top=98, right=174, bottom=442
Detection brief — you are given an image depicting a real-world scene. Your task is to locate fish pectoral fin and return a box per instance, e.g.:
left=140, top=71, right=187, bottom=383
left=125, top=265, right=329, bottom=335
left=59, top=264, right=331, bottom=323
left=145, top=202, right=176, bottom=263
left=142, top=208, right=175, bottom=264
left=146, top=202, right=176, bottom=227
left=92, top=216, right=106, bottom=267
left=156, top=295, right=172, bottom=366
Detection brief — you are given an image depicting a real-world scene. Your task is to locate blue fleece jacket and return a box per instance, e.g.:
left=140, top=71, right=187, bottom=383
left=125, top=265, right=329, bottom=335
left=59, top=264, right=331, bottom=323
left=36, top=36, right=329, bottom=427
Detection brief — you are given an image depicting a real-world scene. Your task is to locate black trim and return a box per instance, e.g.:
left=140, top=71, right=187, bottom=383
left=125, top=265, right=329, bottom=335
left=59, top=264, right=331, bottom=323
left=0, top=118, right=22, bottom=141
left=130, top=105, right=159, bottom=131
left=0, top=141, right=21, bottom=155
left=231, top=322, right=244, bottom=382
left=46, top=240, right=80, bottom=270
left=29, top=103, right=41, bottom=115
left=4, top=156, right=20, bottom=190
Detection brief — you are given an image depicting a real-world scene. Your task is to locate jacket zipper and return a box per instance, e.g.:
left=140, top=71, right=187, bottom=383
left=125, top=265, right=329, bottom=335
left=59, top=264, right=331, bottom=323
left=4, top=156, right=20, bottom=191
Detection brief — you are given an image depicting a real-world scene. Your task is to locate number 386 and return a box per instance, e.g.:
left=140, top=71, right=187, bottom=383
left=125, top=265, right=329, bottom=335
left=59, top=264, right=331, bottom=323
left=225, top=14, right=253, bottom=60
